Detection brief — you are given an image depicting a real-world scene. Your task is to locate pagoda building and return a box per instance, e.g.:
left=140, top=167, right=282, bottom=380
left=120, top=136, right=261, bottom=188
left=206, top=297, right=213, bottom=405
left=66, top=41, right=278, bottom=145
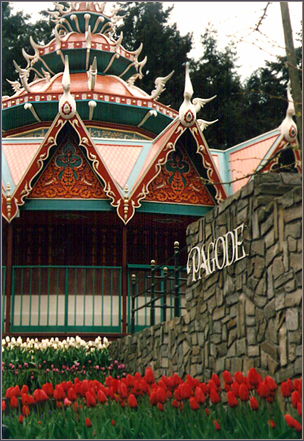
left=2, top=2, right=301, bottom=339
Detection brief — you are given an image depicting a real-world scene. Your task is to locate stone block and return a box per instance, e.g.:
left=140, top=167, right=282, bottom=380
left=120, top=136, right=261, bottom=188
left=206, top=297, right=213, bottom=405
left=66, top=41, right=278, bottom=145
left=252, top=239, right=265, bottom=257
left=236, top=338, right=247, bottom=356
left=275, top=292, right=285, bottom=311
left=265, top=229, right=275, bottom=249
left=213, top=306, right=226, bottom=321
left=246, top=315, right=256, bottom=326
left=296, top=346, right=302, bottom=357
left=288, top=344, right=297, bottom=363
left=285, top=222, right=302, bottom=239
left=261, top=350, right=268, bottom=369
left=290, top=252, right=302, bottom=273
left=264, top=299, right=275, bottom=320
left=285, top=290, right=302, bottom=307
left=268, top=355, right=279, bottom=375
left=226, top=292, right=239, bottom=306
left=279, top=325, right=287, bottom=367
left=275, top=365, right=295, bottom=383
left=245, top=298, right=255, bottom=316
left=247, top=327, right=257, bottom=345
left=215, top=357, right=225, bottom=373
left=261, top=212, right=274, bottom=236
left=227, top=342, right=236, bottom=357
left=247, top=345, right=260, bottom=357
left=288, top=331, right=302, bottom=345
left=295, top=357, right=302, bottom=375
left=230, top=357, right=243, bottom=373
left=265, top=319, right=278, bottom=344
left=254, top=293, right=267, bottom=308
left=284, top=205, right=302, bottom=223
left=228, top=327, right=237, bottom=347
left=273, top=257, right=284, bottom=280
left=286, top=308, right=299, bottom=331
left=261, top=341, right=278, bottom=359
left=274, top=270, right=294, bottom=289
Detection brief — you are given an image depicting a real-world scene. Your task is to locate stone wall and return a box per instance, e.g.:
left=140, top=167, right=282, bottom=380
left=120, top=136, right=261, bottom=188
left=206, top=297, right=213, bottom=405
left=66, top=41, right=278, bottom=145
left=109, top=173, right=302, bottom=382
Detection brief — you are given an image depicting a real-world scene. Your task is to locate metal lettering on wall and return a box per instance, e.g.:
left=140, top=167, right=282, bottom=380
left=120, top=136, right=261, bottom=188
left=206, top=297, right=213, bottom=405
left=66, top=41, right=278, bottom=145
left=187, top=224, right=248, bottom=282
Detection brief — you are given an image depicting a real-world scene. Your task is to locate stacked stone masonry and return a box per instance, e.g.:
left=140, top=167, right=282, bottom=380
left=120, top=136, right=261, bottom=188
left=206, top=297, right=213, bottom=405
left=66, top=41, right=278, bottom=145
left=109, top=173, right=302, bottom=382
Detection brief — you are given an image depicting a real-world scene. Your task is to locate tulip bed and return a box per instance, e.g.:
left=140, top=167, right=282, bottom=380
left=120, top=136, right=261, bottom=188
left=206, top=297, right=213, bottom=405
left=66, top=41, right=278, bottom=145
left=2, top=336, right=126, bottom=392
left=2, top=361, right=302, bottom=439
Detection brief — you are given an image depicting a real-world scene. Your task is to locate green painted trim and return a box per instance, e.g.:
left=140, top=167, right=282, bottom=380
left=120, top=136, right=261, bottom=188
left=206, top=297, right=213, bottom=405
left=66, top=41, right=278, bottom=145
left=10, top=325, right=122, bottom=333
left=22, top=199, right=114, bottom=211
left=137, top=202, right=213, bottom=216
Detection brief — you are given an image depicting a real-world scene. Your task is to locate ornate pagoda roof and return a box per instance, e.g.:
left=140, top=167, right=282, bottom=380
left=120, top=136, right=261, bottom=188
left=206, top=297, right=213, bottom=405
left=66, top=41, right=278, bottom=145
left=2, top=1, right=177, bottom=136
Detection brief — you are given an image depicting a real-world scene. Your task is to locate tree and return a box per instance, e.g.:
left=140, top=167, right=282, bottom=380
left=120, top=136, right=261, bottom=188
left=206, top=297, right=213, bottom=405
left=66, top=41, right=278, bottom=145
left=2, top=2, right=55, bottom=96
left=190, top=24, right=246, bottom=150
left=116, top=1, right=193, bottom=110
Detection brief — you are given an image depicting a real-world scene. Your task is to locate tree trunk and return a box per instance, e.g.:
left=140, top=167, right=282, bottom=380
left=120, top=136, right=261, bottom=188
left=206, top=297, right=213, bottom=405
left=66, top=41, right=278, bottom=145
left=280, top=2, right=302, bottom=152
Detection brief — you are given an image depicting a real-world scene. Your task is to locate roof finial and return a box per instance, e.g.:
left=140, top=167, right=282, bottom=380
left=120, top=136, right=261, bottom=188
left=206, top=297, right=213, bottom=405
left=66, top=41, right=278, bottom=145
left=279, top=80, right=297, bottom=143
left=59, top=56, right=76, bottom=119
left=179, top=63, right=217, bottom=128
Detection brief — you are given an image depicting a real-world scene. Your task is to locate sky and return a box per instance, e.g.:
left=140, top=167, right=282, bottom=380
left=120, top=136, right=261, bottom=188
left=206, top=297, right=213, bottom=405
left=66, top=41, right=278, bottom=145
left=10, top=1, right=303, bottom=81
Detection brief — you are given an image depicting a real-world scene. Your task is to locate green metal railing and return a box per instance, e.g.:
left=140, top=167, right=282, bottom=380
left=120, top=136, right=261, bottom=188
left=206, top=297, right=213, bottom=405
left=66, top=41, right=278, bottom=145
left=128, top=242, right=187, bottom=333
left=2, top=267, right=6, bottom=333
left=10, top=266, right=122, bottom=333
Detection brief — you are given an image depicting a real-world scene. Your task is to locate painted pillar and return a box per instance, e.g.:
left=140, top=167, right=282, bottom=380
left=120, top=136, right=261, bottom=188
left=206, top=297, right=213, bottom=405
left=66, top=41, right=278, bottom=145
left=121, top=225, right=128, bottom=334
left=5, top=222, right=13, bottom=334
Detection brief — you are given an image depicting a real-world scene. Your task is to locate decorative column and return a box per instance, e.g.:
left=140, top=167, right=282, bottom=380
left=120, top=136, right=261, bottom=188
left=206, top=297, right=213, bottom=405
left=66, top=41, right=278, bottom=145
left=121, top=225, right=128, bottom=334
left=5, top=222, right=13, bottom=334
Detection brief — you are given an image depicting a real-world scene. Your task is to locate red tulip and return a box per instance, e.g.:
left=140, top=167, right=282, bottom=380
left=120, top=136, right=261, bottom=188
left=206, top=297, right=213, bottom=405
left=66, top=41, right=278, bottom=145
left=171, top=399, right=181, bottom=408
left=227, top=391, right=238, bottom=408
left=264, top=376, right=277, bottom=392
left=222, top=370, right=233, bottom=385
left=21, top=385, right=29, bottom=395
left=157, top=402, right=164, bottom=411
left=10, top=396, right=18, bottom=408
left=208, top=379, right=218, bottom=391
left=172, top=373, right=183, bottom=387
left=291, top=391, right=301, bottom=409
left=212, top=374, right=221, bottom=388
left=281, top=381, right=291, bottom=398
left=53, top=386, right=65, bottom=400
left=194, top=386, right=205, bottom=404
left=85, top=417, right=92, bottom=428
left=213, top=420, right=220, bottom=431
left=180, top=383, right=192, bottom=400
left=247, top=368, right=261, bottom=388
left=285, top=414, right=302, bottom=431
left=297, top=402, right=302, bottom=417
left=126, top=374, right=135, bottom=389
left=2, top=400, right=6, bottom=411
left=238, top=383, right=249, bottom=401
left=257, top=381, right=269, bottom=398
left=33, top=389, right=49, bottom=402
left=128, top=394, right=138, bottom=408
left=22, top=405, right=30, bottom=416
left=118, top=382, right=128, bottom=399
left=231, top=382, right=239, bottom=397
left=42, top=383, right=53, bottom=397
left=189, top=397, right=200, bottom=411
left=205, top=408, right=211, bottom=416
left=156, top=387, right=167, bottom=404
left=144, top=367, right=155, bottom=384
left=149, top=390, right=158, bottom=406
left=268, top=420, right=275, bottom=429
left=286, top=378, right=295, bottom=392
left=67, top=387, right=77, bottom=401
left=234, top=371, right=246, bottom=384
left=139, top=379, right=149, bottom=394
left=85, top=391, right=96, bottom=408
left=111, top=419, right=116, bottom=426
left=97, top=390, right=107, bottom=404
left=18, top=415, right=23, bottom=424
left=210, top=389, right=221, bottom=405
left=295, top=378, right=302, bottom=397
left=250, top=397, right=259, bottom=411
